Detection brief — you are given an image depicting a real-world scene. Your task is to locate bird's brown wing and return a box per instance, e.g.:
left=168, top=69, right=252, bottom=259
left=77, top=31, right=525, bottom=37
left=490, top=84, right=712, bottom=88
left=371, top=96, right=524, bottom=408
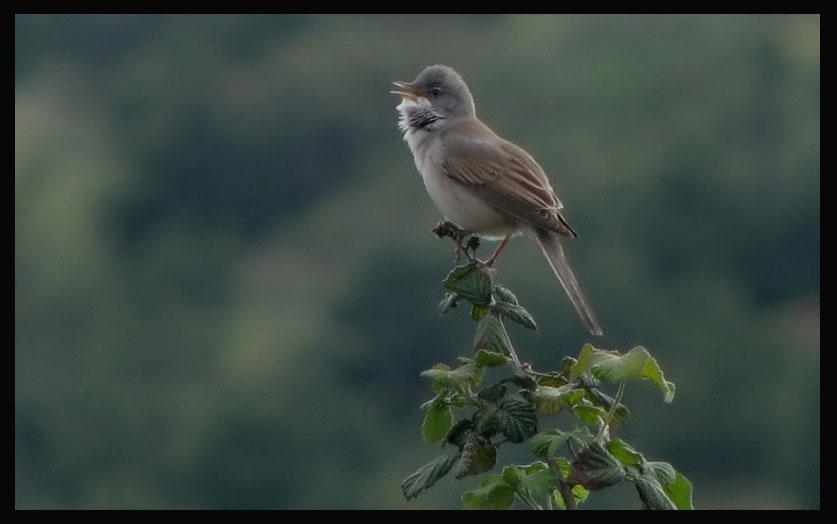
left=442, top=127, right=577, bottom=237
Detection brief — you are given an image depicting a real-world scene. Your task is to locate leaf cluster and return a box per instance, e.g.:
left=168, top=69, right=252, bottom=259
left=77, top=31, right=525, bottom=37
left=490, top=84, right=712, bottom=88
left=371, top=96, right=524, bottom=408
left=403, top=262, right=693, bottom=510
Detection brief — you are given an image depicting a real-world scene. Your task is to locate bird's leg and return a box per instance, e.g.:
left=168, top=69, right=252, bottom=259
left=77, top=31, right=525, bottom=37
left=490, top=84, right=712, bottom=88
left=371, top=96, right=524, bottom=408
left=481, top=234, right=513, bottom=268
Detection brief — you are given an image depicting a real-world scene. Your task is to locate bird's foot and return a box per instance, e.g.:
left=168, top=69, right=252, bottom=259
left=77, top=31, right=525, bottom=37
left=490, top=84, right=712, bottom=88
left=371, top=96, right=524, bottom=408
left=432, top=220, right=464, bottom=242
left=475, top=257, right=498, bottom=274
left=433, top=221, right=481, bottom=263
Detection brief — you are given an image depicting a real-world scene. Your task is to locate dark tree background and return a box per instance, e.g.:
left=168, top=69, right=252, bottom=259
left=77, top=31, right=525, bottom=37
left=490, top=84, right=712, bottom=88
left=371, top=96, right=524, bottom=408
left=15, top=14, right=819, bottom=509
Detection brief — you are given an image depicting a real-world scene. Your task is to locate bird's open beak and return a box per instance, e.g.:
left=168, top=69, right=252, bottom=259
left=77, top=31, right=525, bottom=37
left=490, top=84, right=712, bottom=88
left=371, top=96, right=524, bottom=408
left=390, top=81, right=422, bottom=100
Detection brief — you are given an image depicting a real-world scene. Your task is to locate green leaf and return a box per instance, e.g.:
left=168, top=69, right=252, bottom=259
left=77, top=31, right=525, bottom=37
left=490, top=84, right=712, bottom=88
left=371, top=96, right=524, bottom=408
left=533, top=384, right=585, bottom=415
left=445, top=418, right=474, bottom=448
left=454, top=433, right=497, bottom=478
left=450, top=361, right=485, bottom=387
left=572, top=484, right=591, bottom=505
left=475, top=409, right=500, bottom=438
left=534, top=374, right=567, bottom=388
left=560, top=356, right=578, bottom=375
left=462, top=474, right=515, bottom=510
left=646, top=461, right=677, bottom=486
left=570, top=442, right=626, bottom=490
left=492, top=285, right=519, bottom=305
left=663, top=472, right=694, bottom=510
left=554, top=483, right=591, bottom=510
left=607, top=438, right=645, bottom=467
left=529, top=430, right=570, bottom=460
left=571, top=345, right=676, bottom=402
left=474, top=349, right=509, bottom=368
left=496, top=393, right=539, bottom=443
left=420, top=364, right=454, bottom=393
left=584, top=386, right=630, bottom=427
left=500, top=465, right=523, bottom=487
left=570, top=344, right=599, bottom=379
left=519, top=462, right=557, bottom=499
left=501, top=374, right=538, bottom=391
left=438, top=292, right=459, bottom=314
left=473, top=313, right=512, bottom=355
left=530, top=427, right=591, bottom=460
left=402, top=454, right=458, bottom=500
left=471, top=305, right=489, bottom=321
left=495, top=302, right=537, bottom=330
left=422, top=400, right=454, bottom=444
left=635, top=474, right=677, bottom=510
left=478, top=382, right=507, bottom=402
left=554, top=456, right=571, bottom=478
left=571, top=399, right=608, bottom=426
left=443, top=263, right=492, bottom=306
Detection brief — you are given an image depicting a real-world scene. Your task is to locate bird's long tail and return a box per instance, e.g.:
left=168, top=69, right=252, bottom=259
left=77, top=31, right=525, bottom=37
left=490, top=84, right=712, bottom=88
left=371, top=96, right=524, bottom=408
left=528, top=227, right=603, bottom=336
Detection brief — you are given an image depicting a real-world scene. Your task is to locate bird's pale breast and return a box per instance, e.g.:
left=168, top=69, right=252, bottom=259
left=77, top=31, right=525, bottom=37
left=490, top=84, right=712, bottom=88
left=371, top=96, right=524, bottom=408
left=409, top=132, right=516, bottom=239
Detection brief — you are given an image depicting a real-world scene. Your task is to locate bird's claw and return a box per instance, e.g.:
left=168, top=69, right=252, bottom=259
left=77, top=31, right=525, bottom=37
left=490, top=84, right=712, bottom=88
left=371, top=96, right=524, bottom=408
left=434, top=221, right=481, bottom=263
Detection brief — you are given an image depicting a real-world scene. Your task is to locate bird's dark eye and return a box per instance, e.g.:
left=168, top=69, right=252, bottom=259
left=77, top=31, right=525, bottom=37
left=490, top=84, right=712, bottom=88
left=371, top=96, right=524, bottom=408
left=430, top=87, right=442, bottom=98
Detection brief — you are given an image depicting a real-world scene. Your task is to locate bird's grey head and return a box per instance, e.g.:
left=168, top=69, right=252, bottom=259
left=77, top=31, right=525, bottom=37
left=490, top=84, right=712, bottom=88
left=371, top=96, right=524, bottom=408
left=391, top=65, right=476, bottom=132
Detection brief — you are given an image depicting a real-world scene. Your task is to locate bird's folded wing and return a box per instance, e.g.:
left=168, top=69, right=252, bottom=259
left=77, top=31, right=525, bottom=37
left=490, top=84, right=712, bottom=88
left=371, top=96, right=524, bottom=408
left=442, top=135, right=577, bottom=237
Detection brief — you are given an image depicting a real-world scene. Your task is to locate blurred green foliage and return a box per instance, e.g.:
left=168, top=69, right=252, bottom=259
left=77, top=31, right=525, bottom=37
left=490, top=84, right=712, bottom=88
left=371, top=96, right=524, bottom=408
left=15, top=14, right=819, bottom=509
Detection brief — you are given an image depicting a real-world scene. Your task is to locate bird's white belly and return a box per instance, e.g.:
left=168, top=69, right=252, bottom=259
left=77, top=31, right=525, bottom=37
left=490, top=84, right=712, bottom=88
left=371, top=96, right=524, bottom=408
left=410, top=133, right=514, bottom=239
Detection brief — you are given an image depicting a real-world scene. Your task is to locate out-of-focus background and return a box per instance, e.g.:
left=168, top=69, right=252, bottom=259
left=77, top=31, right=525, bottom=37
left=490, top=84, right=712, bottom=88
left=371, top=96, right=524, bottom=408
left=15, top=14, right=819, bottom=509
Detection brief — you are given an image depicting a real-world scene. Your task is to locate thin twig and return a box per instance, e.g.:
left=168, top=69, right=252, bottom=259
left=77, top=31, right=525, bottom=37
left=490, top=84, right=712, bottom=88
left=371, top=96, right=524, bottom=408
left=557, top=480, right=578, bottom=510
left=596, top=382, right=625, bottom=442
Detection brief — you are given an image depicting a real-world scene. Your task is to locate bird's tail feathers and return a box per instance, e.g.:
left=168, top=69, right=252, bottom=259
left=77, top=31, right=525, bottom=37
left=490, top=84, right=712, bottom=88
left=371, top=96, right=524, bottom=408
left=528, top=227, right=604, bottom=336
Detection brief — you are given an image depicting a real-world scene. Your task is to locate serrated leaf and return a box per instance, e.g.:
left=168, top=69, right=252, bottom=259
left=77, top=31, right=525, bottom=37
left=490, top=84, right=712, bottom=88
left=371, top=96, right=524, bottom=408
left=462, top=474, right=515, bottom=510
left=473, top=313, right=512, bottom=355
left=607, top=438, right=645, bottom=467
left=402, top=454, right=458, bottom=500
left=529, top=430, right=571, bottom=460
left=571, top=345, right=676, bottom=402
left=443, top=263, right=492, bottom=306
left=560, top=356, right=578, bottom=375
left=438, top=292, right=459, bottom=314
left=478, top=382, right=507, bottom=402
left=471, top=305, right=489, bottom=320
left=501, top=465, right=522, bottom=487
left=454, top=433, right=497, bottom=479
left=448, top=361, right=485, bottom=388
left=554, top=483, right=591, bottom=510
left=663, top=472, right=694, bottom=510
left=492, top=285, right=519, bottom=305
left=530, top=427, right=592, bottom=461
left=501, top=374, right=538, bottom=391
left=584, top=386, right=630, bottom=427
left=535, top=374, right=567, bottom=388
left=571, top=399, right=608, bottom=426
left=646, top=461, right=677, bottom=486
left=422, top=401, right=454, bottom=444
left=445, top=418, right=474, bottom=448
left=554, top=456, right=571, bottom=478
left=570, top=442, right=626, bottom=490
left=519, top=463, right=556, bottom=499
left=572, top=484, right=590, bottom=505
left=533, top=384, right=585, bottom=415
left=420, top=364, right=454, bottom=393
left=496, top=393, right=538, bottom=443
left=474, top=350, right=509, bottom=368
left=635, top=474, right=677, bottom=510
left=570, top=344, right=599, bottom=379
left=496, top=302, right=537, bottom=330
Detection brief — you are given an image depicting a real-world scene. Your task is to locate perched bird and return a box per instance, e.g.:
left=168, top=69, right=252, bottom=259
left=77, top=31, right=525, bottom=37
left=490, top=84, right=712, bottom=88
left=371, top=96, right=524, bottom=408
left=391, top=64, right=603, bottom=336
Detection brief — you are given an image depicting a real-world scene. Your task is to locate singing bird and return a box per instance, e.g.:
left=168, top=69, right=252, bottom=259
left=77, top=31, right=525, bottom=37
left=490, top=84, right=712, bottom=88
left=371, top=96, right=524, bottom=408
left=391, top=64, right=603, bottom=336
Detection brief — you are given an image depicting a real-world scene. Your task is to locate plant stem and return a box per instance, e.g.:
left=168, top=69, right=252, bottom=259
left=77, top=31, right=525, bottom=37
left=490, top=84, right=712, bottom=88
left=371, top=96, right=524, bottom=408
left=515, top=489, right=544, bottom=510
left=596, top=382, right=625, bottom=442
left=557, top=480, right=578, bottom=510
